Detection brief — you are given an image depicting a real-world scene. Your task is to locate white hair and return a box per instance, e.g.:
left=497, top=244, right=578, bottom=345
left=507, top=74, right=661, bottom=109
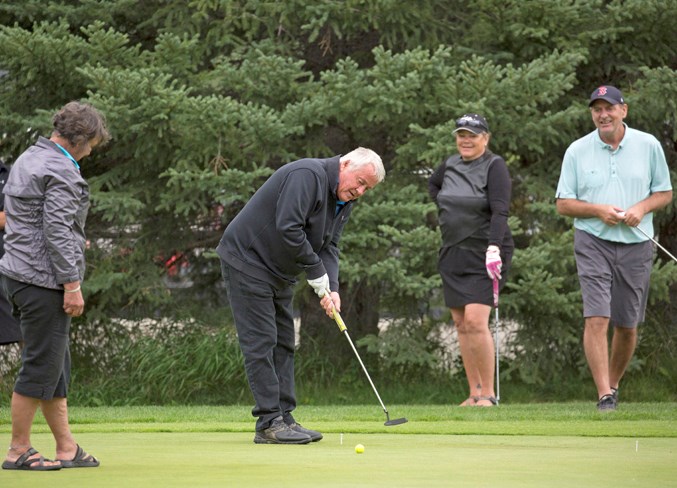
left=340, top=147, right=385, bottom=183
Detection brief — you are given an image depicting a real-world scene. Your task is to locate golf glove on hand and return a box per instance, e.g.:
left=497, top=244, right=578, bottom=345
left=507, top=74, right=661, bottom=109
left=307, top=274, right=330, bottom=298
left=485, top=245, right=502, bottom=280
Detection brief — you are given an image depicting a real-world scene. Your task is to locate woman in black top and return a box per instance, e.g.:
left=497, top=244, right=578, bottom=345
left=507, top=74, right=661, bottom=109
left=428, top=114, right=513, bottom=407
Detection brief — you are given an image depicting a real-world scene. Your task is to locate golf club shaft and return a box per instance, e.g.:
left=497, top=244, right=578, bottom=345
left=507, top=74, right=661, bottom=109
left=493, top=278, right=500, bottom=404
left=494, top=306, right=500, bottom=404
left=330, top=306, right=389, bottom=416
left=633, top=226, right=677, bottom=264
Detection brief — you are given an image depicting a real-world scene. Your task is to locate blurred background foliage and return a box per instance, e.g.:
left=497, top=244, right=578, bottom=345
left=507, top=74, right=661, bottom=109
left=1, top=0, right=676, bottom=405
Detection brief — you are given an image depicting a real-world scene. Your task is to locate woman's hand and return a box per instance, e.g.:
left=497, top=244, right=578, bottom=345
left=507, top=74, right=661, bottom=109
left=63, top=282, right=84, bottom=317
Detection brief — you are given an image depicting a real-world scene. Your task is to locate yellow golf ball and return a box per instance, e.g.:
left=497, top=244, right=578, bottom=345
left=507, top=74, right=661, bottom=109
left=355, top=444, right=365, bottom=454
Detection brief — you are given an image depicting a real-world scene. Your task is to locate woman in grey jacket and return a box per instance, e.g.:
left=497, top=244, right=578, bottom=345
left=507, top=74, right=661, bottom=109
left=0, top=101, right=109, bottom=471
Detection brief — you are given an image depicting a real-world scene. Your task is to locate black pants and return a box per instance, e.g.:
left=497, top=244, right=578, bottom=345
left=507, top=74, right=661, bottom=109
left=1, top=275, right=71, bottom=399
left=221, top=262, right=296, bottom=431
left=0, top=284, right=22, bottom=345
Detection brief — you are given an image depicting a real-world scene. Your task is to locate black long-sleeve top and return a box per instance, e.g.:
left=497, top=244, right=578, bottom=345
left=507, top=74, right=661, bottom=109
left=216, top=155, right=351, bottom=291
left=428, top=150, right=513, bottom=252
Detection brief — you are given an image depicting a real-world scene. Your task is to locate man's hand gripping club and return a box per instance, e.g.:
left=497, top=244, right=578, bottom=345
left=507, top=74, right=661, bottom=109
left=307, top=273, right=340, bottom=317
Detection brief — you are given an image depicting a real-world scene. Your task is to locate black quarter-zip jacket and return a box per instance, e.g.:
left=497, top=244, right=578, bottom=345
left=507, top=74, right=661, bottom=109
left=216, top=155, right=351, bottom=291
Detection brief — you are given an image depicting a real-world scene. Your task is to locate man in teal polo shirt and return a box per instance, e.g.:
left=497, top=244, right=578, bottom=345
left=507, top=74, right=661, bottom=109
left=556, top=85, right=672, bottom=411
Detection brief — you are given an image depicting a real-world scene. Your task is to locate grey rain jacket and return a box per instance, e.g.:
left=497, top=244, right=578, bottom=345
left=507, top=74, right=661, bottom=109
left=0, top=137, right=89, bottom=289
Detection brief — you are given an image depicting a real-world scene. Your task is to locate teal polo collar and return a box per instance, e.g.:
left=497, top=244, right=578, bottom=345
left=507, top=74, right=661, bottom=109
left=54, top=142, right=80, bottom=170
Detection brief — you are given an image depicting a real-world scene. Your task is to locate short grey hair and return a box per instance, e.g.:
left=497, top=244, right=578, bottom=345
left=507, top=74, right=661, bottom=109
left=52, top=101, right=111, bottom=147
left=340, top=147, right=385, bottom=183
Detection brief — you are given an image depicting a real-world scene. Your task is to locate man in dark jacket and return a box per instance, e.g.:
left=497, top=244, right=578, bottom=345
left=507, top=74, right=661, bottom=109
left=217, top=147, right=385, bottom=444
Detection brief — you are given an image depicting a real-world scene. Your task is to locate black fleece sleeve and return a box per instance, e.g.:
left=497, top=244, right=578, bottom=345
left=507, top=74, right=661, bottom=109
left=487, top=156, right=512, bottom=248
left=428, top=161, right=447, bottom=203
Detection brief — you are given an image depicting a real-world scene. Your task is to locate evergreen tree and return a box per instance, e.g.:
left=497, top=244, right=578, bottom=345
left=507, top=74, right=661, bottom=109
left=1, top=0, right=675, bottom=394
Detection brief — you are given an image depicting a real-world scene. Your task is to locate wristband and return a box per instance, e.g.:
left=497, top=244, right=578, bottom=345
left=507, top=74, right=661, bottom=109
left=64, top=285, right=81, bottom=293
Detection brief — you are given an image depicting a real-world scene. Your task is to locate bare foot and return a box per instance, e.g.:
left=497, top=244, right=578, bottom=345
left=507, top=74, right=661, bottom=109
left=459, top=396, right=478, bottom=406
left=476, top=396, right=497, bottom=407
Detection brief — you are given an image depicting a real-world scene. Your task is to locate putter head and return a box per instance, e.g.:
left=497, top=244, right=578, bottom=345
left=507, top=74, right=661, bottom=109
left=384, top=417, right=408, bottom=426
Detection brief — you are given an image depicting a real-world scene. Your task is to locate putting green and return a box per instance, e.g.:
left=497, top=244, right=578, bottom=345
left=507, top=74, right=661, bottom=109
left=2, top=432, right=673, bottom=487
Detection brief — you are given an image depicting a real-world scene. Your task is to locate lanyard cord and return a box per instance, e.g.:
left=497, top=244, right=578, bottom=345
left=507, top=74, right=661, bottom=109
left=54, top=142, right=80, bottom=171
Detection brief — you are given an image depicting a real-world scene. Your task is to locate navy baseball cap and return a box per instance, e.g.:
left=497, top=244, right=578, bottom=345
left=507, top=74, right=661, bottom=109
left=453, top=113, right=489, bottom=134
left=589, top=85, right=625, bottom=106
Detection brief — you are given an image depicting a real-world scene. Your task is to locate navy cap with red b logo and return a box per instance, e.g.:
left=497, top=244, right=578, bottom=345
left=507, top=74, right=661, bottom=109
left=589, top=85, right=625, bottom=107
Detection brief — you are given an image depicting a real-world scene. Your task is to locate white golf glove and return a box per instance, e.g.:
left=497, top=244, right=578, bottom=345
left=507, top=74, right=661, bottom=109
left=307, top=274, right=330, bottom=298
left=485, top=245, right=502, bottom=280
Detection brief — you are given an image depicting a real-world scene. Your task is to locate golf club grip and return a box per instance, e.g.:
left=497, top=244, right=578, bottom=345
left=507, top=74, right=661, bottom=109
left=492, top=278, right=499, bottom=308
left=331, top=308, right=347, bottom=332
left=324, top=289, right=347, bottom=332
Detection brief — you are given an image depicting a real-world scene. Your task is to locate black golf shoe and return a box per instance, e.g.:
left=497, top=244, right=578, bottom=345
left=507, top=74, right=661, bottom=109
left=287, top=421, right=323, bottom=442
left=254, top=417, right=312, bottom=444
left=596, top=394, right=617, bottom=411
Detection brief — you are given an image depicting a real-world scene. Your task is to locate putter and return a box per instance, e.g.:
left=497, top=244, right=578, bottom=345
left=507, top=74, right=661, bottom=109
left=493, top=278, right=500, bottom=405
left=633, top=225, right=677, bottom=264
left=326, top=291, right=408, bottom=426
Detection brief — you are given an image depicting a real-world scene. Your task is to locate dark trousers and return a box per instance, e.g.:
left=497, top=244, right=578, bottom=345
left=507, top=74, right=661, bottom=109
left=0, top=285, right=22, bottom=345
left=221, top=262, right=296, bottom=431
left=1, top=275, right=71, bottom=399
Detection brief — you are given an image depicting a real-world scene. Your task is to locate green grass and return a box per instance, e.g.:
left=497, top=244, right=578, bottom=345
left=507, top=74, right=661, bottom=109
left=1, top=404, right=675, bottom=487
left=2, top=403, right=675, bottom=436
left=2, top=432, right=674, bottom=488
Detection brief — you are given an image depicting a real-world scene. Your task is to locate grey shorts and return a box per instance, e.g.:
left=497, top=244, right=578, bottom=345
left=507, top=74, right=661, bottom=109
left=1, top=275, right=71, bottom=399
left=574, top=229, right=653, bottom=327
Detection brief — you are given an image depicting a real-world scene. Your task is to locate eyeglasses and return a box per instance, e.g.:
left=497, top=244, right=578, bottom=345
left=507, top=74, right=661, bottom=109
left=455, top=116, right=487, bottom=129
